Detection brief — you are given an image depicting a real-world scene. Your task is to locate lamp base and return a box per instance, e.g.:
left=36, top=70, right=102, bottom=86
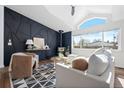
left=27, top=45, right=32, bottom=49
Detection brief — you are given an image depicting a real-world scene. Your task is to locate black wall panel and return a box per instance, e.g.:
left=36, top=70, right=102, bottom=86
left=4, top=7, right=60, bottom=66
left=62, top=32, right=72, bottom=53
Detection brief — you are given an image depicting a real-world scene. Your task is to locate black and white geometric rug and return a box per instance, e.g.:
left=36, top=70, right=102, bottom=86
left=12, top=63, right=56, bottom=88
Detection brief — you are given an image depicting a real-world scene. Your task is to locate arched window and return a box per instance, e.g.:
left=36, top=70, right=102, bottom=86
left=79, top=18, right=106, bottom=30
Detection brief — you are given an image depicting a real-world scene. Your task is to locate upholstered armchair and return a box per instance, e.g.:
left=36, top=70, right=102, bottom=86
left=9, top=52, right=39, bottom=79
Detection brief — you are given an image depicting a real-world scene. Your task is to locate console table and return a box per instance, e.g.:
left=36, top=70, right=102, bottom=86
left=26, top=48, right=49, bottom=52
left=26, top=48, right=50, bottom=60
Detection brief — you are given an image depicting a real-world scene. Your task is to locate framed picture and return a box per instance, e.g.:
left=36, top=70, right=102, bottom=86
left=33, top=37, right=45, bottom=49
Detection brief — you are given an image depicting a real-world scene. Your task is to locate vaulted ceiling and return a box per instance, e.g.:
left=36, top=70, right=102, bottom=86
left=6, top=5, right=124, bottom=32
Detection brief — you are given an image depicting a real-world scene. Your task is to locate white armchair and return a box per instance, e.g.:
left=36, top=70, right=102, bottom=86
left=55, top=48, right=115, bottom=88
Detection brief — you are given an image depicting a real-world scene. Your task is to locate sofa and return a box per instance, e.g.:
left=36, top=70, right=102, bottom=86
left=55, top=48, right=115, bottom=88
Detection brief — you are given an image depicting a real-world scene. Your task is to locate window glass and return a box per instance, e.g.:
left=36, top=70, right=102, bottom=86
left=73, top=35, right=82, bottom=48
left=103, top=29, right=119, bottom=49
left=79, top=18, right=106, bottom=30
left=73, top=29, right=120, bottom=50
left=81, top=32, right=102, bottom=48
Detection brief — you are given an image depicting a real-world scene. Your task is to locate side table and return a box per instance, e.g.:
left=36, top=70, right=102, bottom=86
left=51, top=56, right=71, bottom=68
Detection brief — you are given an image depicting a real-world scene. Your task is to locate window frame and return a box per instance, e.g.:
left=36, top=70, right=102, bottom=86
left=72, top=28, right=121, bottom=50
left=77, top=17, right=107, bottom=30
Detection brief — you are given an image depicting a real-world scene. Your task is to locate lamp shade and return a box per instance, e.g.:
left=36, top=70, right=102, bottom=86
left=26, top=39, right=33, bottom=45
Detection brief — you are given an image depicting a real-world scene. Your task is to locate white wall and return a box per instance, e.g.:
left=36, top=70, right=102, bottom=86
left=6, top=5, right=114, bottom=32
left=0, top=6, right=4, bottom=68
left=72, top=20, right=124, bottom=68
left=112, top=6, right=124, bottom=21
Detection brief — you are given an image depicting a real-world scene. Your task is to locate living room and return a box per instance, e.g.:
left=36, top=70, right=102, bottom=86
left=0, top=0, right=124, bottom=90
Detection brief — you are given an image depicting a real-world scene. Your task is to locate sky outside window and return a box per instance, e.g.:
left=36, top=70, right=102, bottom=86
left=82, top=32, right=102, bottom=43
left=104, top=30, right=119, bottom=42
left=79, top=18, right=106, bottom=30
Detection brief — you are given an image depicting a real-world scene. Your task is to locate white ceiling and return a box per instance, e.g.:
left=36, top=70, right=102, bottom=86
left=6, top=5, right=124, bottom=32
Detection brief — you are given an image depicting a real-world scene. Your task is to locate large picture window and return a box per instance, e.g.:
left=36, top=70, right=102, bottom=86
left=73, top=29, right=120, bottom=49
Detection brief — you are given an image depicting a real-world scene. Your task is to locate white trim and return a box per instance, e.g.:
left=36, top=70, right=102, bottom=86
left=0, top=6, right=4, bottom=68
left=118, top=28, right=122, bottom=51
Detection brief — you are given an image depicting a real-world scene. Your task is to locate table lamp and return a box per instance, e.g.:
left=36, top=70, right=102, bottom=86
left=26, top=39, right=34, bottom=49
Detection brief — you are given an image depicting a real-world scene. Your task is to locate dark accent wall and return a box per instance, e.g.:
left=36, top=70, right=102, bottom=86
left=4, top=7, right=60, bottom=66
left=62, top=32, right=72, bottom=53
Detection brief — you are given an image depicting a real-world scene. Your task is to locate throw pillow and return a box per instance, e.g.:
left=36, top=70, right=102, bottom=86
left=72, top=57, right=88, bottom=71
left=87, top=54, right=109, bottom=76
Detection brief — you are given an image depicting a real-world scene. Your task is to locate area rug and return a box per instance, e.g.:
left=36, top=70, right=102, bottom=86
left=12, top=63, right=124, bottom=88
left=12, top=63, right=56, bottom=88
